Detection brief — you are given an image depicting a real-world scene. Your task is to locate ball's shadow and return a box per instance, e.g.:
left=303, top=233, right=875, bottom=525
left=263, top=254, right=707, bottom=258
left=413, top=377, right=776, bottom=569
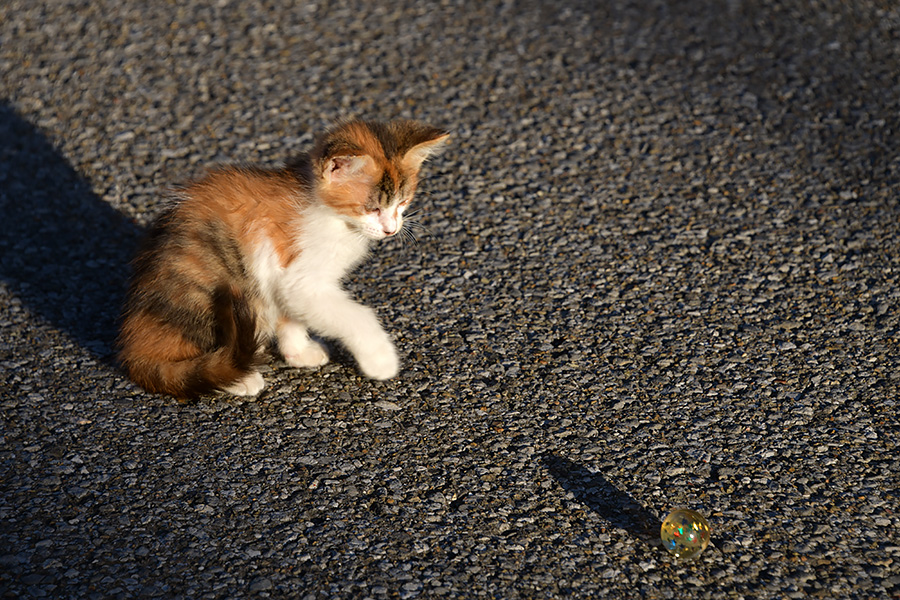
left=0, top=102, right=142, bottom=361
left=543, top=454, right=660, bottom=541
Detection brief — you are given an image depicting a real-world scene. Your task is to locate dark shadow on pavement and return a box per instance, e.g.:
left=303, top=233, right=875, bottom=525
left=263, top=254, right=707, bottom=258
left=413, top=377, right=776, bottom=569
left=543, top=453, right=660, bottom=541
left=0, top=102, right=142, bottom=361
left=558, top=0, right=900, bottom=187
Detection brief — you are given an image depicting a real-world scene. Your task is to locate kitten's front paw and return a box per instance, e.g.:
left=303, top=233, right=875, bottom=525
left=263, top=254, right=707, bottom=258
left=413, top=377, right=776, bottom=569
left=223, top=371, right=265, bottom=397
left=356, top=342, right=400, bottom=380
left=282, top=340, right=330, bottom=369
left=278, top=320, right=330, bottom=369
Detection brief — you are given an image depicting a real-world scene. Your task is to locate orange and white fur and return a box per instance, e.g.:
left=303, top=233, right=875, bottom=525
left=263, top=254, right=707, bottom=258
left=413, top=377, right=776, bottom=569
left=118, top=120, right=448, bottom=400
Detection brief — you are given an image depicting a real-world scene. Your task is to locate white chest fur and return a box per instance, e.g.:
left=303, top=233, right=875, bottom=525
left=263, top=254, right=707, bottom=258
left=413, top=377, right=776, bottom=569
left=247, top=204, right=398, bottom=380
left=292, top=205, right=371, bottom=282
left=245, top=205, right=370, bottom=336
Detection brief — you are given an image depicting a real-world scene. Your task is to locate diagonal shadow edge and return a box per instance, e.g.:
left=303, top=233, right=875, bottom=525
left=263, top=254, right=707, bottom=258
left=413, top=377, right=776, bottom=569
left=0, top=101, right=143, bottom=363
left=543, top=453, right=660, bottom=541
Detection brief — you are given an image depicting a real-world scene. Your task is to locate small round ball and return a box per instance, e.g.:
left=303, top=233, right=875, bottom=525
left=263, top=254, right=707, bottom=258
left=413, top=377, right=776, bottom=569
left=660, top=509, right=711, bottom=559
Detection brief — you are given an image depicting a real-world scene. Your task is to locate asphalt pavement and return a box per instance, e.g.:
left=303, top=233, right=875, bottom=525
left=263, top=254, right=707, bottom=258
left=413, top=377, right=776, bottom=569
left=1, top=1, right=899, bottom=598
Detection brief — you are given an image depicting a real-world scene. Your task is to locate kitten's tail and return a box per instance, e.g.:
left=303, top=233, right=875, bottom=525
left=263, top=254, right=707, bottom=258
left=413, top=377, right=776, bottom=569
left=120, top=285, right=260, bottom=401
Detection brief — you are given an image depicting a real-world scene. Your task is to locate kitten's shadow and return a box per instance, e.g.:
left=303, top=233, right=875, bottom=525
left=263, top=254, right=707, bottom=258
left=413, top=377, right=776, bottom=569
left=0, top=102, right=142, bottom=361
left=543, top=453, right=660, bottom=541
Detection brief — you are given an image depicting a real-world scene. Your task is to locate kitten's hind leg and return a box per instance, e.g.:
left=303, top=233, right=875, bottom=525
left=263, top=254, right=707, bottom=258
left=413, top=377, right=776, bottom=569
left=278, top=319, right=330, bottom=369
left=223, top=371, right=265, bottom=396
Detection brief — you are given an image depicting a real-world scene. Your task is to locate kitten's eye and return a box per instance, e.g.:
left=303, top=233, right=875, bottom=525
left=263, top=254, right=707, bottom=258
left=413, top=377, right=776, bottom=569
left=367, top=207, right=381, bottom=215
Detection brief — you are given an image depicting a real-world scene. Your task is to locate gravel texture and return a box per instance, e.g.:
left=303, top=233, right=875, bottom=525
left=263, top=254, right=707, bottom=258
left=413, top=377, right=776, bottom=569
left=2, top=1, right=899, bottom=598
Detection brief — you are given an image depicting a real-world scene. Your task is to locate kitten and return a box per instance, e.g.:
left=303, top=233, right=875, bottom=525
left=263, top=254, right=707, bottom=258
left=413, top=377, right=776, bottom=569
left=117, top=119, right=448, bottom=401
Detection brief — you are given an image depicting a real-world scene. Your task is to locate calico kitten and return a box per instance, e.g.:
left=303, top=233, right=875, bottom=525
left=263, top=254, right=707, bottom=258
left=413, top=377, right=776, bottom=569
left=118, top=119, right=448, bottom=401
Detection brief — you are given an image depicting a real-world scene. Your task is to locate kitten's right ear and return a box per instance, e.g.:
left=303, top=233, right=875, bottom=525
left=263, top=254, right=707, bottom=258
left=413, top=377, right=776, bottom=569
left=322, top=154, right=376, bottom=187
left=402, top=132, right=450, bottom=172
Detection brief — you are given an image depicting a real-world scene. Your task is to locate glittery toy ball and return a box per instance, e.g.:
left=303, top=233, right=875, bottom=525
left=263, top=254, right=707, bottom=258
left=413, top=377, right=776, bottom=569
left=660, top=509, right=711, bottom=560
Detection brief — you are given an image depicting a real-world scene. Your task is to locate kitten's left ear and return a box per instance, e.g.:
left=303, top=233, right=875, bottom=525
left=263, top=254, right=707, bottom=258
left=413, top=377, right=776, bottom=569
left=401, top=128, right=450, bottom=171
left=322, top=154, right=376, bottom=186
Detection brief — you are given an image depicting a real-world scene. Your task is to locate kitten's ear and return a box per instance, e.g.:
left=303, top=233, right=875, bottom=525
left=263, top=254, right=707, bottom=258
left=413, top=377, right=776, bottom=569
left=322, top=154, right=376, bottom=186
left=401, top=130, right=450, bottom=171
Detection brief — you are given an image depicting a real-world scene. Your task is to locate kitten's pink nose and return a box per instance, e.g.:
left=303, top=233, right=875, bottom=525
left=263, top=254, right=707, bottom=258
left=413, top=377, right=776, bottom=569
left=379, top=213, right=399, bottom=236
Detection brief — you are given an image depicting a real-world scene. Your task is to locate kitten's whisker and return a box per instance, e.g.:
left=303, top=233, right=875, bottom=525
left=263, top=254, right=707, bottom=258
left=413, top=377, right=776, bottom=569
left=398, top=226, right=421, bottom=249
left=404, top=219, right=433, bottom=239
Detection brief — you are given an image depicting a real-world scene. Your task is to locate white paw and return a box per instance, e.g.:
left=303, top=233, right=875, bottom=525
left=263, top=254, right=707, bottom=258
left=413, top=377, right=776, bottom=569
left=283, top=340, right=330, bottom=369
left=356, top=341, right=400, bottom=380
left=223, top=371, right=265, bottom=396
left=278, top=321, right=330, bottom=369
